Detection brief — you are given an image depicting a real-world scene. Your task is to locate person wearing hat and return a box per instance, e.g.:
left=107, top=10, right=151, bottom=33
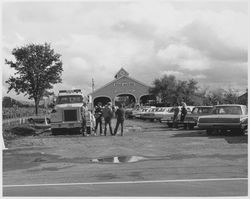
left=103, top=102, right=114, bottom=136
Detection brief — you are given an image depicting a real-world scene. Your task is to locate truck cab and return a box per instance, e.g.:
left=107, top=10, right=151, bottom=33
left=50, top=89, right=88, bottom=134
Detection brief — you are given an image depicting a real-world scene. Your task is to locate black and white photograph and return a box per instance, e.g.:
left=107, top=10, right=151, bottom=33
left=1, top=0, right=248, bottom=197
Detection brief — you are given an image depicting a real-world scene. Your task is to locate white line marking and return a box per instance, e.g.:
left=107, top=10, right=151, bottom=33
left=3, top=178, right=247, bottom=188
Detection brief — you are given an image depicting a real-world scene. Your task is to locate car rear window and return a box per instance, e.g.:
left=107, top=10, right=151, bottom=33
left=192, top=107, right=212, bottom=114
left=212, top=106, right=242, bottom=115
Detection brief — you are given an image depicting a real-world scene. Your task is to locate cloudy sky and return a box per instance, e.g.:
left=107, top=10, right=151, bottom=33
left=2, top=1, right=248, bottom=101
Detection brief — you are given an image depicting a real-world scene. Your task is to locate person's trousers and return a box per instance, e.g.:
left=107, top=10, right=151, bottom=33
left=95, top=118, right=102, bottom=135
left=82, top=118, right=86, bottom=135
left=173, top=114, right=179, bottom=128
left=180, top=112, right=187, bottom=122
left=114, top=120, right=124, bottom=136
left=104, top=118, right=113, bottom=136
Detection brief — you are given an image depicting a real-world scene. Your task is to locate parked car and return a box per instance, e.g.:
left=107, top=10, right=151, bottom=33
left=131, top=107, right=142, bottom=119
left=153, top=107, right=172, bottom=122
left=141, top=107, right=163, bottom=121
left=134, top=107, right=152, bottom=119
left=160, top=107, right=181, bottom=127
left=161, top=106, right=194, bottom=128
left=183, top=106, right=213, bottom=129
left=140, top=107, right=155, bottom=120
left=197, top=104, right=248, bottom=135
left=125, top=108, right=133, bottom=119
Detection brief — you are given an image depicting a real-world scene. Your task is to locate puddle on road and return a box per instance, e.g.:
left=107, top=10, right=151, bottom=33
left=4, top=149, right=245, bottom=172
left=91, top=156, right=146, bottom=164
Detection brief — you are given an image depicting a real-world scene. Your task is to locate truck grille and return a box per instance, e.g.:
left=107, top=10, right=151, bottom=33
left=64, top=110, right=77, bottom=121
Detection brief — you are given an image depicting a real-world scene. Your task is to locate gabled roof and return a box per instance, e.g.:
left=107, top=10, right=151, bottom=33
left=114, top=67, right=129, bottom=79
left=90, top=74, right=150, bottom=96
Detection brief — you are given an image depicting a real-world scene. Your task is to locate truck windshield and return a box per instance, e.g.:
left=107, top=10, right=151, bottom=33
left=56, top=95, right=83, bottom=104
left=212, top=106, right=242, bottom=115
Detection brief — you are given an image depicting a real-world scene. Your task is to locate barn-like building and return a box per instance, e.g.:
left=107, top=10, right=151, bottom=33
left=89, top=68, right=154, bottom=106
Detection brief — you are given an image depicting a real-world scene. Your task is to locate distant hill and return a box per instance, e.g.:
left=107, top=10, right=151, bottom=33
left=2, top=96, right=34, bottom=108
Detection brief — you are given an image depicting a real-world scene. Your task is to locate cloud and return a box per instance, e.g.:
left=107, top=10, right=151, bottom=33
left=181, top=21, right=247, bottom=63
left=161, top=70, right=206, bottom=80
left=157, top=44, right=210, bottom=70
left=2, top=1, right=248, bottom=101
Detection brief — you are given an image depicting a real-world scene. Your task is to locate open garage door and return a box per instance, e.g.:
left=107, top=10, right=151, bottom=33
left=93, top=96, right=111, bottom=107
left=114, top=94, right=136, bottom=108
left=140, top=95, right=156, bottom=106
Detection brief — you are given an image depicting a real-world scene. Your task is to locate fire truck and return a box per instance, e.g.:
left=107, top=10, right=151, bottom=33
left=50, top=89, right=95, bottom=135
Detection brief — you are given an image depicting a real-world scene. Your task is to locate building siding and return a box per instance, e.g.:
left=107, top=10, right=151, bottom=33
left=90, top=71, right=150, bottom=104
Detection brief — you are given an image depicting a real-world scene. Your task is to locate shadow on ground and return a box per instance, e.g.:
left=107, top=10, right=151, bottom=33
left=170, top=130, right=248, bottom=144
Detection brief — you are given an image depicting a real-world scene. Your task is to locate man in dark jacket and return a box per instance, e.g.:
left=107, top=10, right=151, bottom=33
left=114, top=103, right=125, bottom=136
left=94, top=102, right=103, bottom=135
left=103, top=102, right=113, bottom=136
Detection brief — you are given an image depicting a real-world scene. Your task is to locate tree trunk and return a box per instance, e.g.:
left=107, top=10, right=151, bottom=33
left=35, top=99, right=39, bottom=116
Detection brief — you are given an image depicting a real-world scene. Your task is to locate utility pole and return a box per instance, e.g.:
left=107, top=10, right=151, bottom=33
left=92, top=78, right=95, bottom=93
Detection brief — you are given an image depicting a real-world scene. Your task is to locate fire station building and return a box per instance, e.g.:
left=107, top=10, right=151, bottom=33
left=90, top=68, right=154, bottom=106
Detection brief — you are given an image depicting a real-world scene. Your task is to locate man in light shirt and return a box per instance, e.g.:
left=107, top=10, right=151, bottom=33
left=180, top=100, right=187, bottom=122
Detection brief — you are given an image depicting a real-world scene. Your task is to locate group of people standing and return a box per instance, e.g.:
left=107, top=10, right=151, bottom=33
left=173, top=101, right=187, bottom=128
left=93, top=102, right=125, bottom=136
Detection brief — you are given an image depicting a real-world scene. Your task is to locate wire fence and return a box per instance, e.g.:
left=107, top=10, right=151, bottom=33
left=2, top=107, right=49, bottom=120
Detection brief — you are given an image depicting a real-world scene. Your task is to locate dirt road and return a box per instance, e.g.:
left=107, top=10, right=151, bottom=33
left=3, top=119, right=248, bottom=196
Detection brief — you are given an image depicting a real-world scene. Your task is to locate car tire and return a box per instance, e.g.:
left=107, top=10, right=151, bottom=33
left=51, top=128, right=60, bottom=135
left=184, top=124, right=188, bottom=130
left=239, top=129, right=245, bottom=136
left=75, top=127, right=82, bottom=134
left=167, top=123, right=173, bottom=128
left=188, top=124, right=194, bottom=130
left=206, top=129, right=213, bottom=136
left=230, top=129, right=243, bottom=136
left=236, top=128, right=245, bottom=136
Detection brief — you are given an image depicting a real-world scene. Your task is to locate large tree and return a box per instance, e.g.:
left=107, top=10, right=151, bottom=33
left=223, top=88, right=239, bottom=104
left=5, top=43, right=63, bottom=115
left=201, top=88, right=240, bottom=105
left=149, top=75, right=198, bottom=106
left=149, top=75, right=177, bottom=105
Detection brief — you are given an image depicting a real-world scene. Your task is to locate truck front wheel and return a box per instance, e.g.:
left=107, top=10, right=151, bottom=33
left=206, top=129, right=213, bottom=136
left=184, top=124, right=188, bottom=130
left=167, top=123, right=173, bottom=128
left=51, top=128, right=60, bottom=135
left=188, top=124, right=194, bottom=130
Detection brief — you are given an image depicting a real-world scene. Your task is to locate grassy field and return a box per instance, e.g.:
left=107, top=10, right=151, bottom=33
left=2, top=107, right=48, bottom=120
